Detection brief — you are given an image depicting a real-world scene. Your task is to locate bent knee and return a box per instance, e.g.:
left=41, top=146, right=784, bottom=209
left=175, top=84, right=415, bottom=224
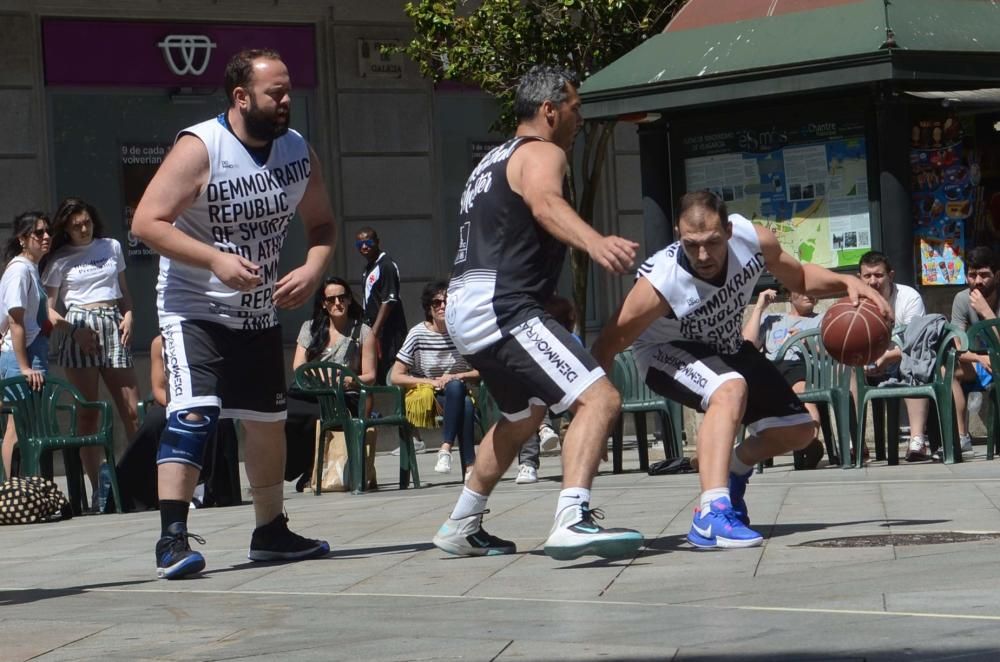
left=575, top=377, right=621, bottom=417
left=708, top=378, right=748, bottom=411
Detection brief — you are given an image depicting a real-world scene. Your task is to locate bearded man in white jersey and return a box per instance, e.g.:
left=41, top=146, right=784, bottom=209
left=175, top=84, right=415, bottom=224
left=133, top=49, right=336, bottom=579
left=593, top=191, right=891, bottom=548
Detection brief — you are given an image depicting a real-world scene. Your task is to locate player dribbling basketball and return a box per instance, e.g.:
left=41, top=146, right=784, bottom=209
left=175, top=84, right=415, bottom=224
left=592, top=191, right=891, bottom=549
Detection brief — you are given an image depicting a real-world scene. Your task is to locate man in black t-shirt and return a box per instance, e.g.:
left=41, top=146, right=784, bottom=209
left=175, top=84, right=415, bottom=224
left=357, top=227, right=407, bottom=384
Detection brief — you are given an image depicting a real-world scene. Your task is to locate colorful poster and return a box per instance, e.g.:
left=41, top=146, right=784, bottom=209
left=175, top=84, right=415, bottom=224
left=682, top=120, right=870, bottom=268
left=120, top=142, right=169, bottom=261
left=909, top=117, right=973, bottom=286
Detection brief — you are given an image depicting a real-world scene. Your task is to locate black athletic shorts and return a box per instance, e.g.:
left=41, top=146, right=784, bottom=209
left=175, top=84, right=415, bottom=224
left=637, top=339, right=812, bottom=436
left=467, top=315, right=603, bottom=420
left=774, top=359, right=807, bottom=387
left=160, top=319, right=287, bottom=422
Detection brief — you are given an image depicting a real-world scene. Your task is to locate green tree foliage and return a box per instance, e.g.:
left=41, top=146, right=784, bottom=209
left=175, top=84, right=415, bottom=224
left=396, top=0, right=684, bottom=339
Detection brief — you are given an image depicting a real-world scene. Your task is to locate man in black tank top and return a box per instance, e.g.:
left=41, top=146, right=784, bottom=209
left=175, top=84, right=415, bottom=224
left=433, top=65, right=644, bottom=562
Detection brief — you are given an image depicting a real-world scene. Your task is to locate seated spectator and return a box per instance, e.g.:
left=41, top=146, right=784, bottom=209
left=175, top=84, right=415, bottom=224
left=286, top=277, right=377, bottom=491
left=111, top=335, right=239, bottom=511
left=742, top=287, right=825, bottom=468
left=856, top=251, right=930, bottom=461
left=390, top=281, right=479, bottom=480
left=950, top=247, right=997, bottom=455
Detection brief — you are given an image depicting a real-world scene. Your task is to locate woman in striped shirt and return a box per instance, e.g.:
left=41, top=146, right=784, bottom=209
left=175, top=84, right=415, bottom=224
left=391, top=280, right=479, bottom=478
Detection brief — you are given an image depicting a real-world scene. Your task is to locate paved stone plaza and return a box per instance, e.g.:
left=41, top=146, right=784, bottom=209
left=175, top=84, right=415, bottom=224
left=3, top=447, right=1000, bottom=661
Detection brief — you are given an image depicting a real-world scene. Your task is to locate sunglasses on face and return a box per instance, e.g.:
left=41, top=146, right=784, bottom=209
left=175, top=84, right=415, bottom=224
left=430, top=298, right=447, bottom=308
left=355, top=239, right=375, bottom=250
left=30, top=228, right=51, bottom=239
left=324, top=294, right=350, bottom=305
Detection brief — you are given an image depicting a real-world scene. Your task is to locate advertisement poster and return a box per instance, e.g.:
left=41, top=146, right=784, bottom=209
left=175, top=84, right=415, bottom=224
left=683, top=120, right=870, bottom=268
left=120, top=142, right=169, bottom=261
left=909, top=117, right=975, bottom=285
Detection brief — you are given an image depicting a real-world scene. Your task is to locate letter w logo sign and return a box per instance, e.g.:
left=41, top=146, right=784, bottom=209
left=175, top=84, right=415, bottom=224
left=158, top=35, right=217, bottom=76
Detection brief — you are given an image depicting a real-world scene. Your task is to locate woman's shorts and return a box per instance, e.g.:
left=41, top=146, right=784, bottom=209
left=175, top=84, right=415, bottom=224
left=0, top=334, right=49, bottom=380
left=57, top=305, right=132, bottom=369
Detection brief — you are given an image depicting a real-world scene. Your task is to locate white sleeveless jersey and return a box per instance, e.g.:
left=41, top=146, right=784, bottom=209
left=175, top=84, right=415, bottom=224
left=157, top=115, right=311, bottom=330
left=633, top=214, right=766, bottom=356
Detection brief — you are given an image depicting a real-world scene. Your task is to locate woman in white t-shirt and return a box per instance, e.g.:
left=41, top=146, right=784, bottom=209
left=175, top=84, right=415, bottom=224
left=0, top=211, right=98, bottom=477
left=41, top=198, right=140, bottom=499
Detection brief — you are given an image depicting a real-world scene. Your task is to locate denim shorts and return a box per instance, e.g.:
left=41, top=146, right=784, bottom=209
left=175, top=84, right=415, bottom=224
left=0, top=334, right=49, bottom=380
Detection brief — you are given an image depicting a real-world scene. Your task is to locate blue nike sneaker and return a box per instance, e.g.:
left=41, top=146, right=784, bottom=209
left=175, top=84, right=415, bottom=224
left=156, top=522, right=206, bottom=579
left=728, top=469, right=752, bottom=526
left=687, top=497, right=763, bottom=549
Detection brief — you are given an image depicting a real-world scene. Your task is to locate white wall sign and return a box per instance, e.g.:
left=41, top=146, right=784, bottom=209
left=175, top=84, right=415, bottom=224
left=358, top=39, right=403, bottom=79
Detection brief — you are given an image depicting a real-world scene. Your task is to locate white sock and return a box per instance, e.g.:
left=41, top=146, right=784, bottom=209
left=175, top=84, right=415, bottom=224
left=700, top=487, right=729, bottom=514
left=556, top=488, right=592, bottom=519
left=450, top=486, right=488, bottom=520
left=730, top=446, right=753, bottom=476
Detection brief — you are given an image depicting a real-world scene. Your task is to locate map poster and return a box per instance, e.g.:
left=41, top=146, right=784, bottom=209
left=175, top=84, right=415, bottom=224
left=909, top=116, right=973, bottom=286
left=120, top=142, right=169, bottom=260
left=682, top=120, right=870, bottom=268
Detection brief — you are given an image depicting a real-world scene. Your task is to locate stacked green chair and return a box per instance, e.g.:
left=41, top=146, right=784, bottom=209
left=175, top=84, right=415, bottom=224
left=294, top=361, right=420, bottom=495
left=0, top=375, right=121, bottom=512
left=610, top=349, right=684, bottom=474
left=771, top=327, right=849, bottom=468
left=853, top=322, right=968, bottom=466
left=965, top=319, right=1000, bottom=460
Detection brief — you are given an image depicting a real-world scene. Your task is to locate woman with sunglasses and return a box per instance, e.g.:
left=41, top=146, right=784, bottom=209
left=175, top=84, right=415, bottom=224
left=41, top=198, right=139, bottom=506
left=287, top=277, right=377, bottom=490
left=0, top=211, right=98, bottom=477
left=390, top=280, right=479, bottom=479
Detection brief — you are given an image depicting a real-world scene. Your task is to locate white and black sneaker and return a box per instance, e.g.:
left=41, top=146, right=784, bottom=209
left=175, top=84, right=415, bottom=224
left=248, top=514, right=330, bottom=562
left=543, top=502, right=644, bottom=561
left=432, top=510, right=516, bottom=556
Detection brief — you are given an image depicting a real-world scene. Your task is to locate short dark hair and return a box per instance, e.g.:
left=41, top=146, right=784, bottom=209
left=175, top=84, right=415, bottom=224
left=421, top=280, right=449, bottom=322
left=677, top=190, right=729, bottom=227
left=513, top=65, right=579, bottom=122
left=967, top=246, right=997, bottom=272
left=224, top=48, right=282, bottom=106
left=356, top=226, right=379, bottom=242
left=858, top=250, right=892, bottom=273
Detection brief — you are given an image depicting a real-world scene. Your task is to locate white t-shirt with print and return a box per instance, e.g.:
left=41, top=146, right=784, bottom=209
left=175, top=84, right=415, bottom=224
left=42, top=237, right=125, bottom=307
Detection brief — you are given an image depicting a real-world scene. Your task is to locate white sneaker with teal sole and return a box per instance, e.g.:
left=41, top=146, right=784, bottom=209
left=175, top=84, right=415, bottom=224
left=543, top=503, right=643, bottom=561
left=433, top=511, right=516, bottom=557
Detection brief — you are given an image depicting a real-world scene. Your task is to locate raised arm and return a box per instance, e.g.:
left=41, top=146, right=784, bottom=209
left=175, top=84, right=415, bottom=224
left=511, top=140, right=637, bottom=274
left=591, top=276, right=672, bottom=374
left=757, top=225, right=892, bottom=320
left=742, top=289, right=777, bottom=349
left=132, top=135, right=262, bottom=292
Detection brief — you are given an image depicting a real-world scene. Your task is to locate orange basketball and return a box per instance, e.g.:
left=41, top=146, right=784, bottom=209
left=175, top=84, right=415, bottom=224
left=820, top=298, right=892, bottom=366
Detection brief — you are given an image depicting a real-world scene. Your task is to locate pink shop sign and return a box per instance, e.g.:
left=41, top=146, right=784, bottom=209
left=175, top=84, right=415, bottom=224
left=43, top=19, right=317, bottom=87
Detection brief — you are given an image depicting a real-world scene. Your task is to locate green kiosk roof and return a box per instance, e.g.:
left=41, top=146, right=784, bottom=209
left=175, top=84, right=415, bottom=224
left=581, top=0, right=1000, bottom=118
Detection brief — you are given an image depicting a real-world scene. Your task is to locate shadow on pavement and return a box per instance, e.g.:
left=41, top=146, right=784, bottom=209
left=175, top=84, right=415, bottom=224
left=0, top=579, right=155, bottom=607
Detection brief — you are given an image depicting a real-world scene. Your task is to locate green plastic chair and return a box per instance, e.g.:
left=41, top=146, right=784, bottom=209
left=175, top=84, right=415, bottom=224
left=294, top=361, right=420, bottom=495
left=772, top=327, right=850, bottom=468
left=610, top=349, right=684, bottom=474
left=853, top=322, right=968, bottom=466
left=965, top=319, right=1000, bottom=460
left=0, top=375, right=121, bottom=513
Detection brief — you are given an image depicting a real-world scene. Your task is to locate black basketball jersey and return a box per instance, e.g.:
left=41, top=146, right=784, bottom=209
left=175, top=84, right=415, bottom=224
left=446, top=136, right=566, bottom=354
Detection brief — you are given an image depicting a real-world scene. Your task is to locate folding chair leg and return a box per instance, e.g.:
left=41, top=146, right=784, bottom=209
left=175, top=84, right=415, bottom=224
left=886, top=400, right=901, bottom=466
left=611, top=415, right=624, bottom=474
left=635, top=413, right=649, bottom=471
left=873, top=401, right=886, bottom=462
left=313, top=424, right=327, bottom=496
